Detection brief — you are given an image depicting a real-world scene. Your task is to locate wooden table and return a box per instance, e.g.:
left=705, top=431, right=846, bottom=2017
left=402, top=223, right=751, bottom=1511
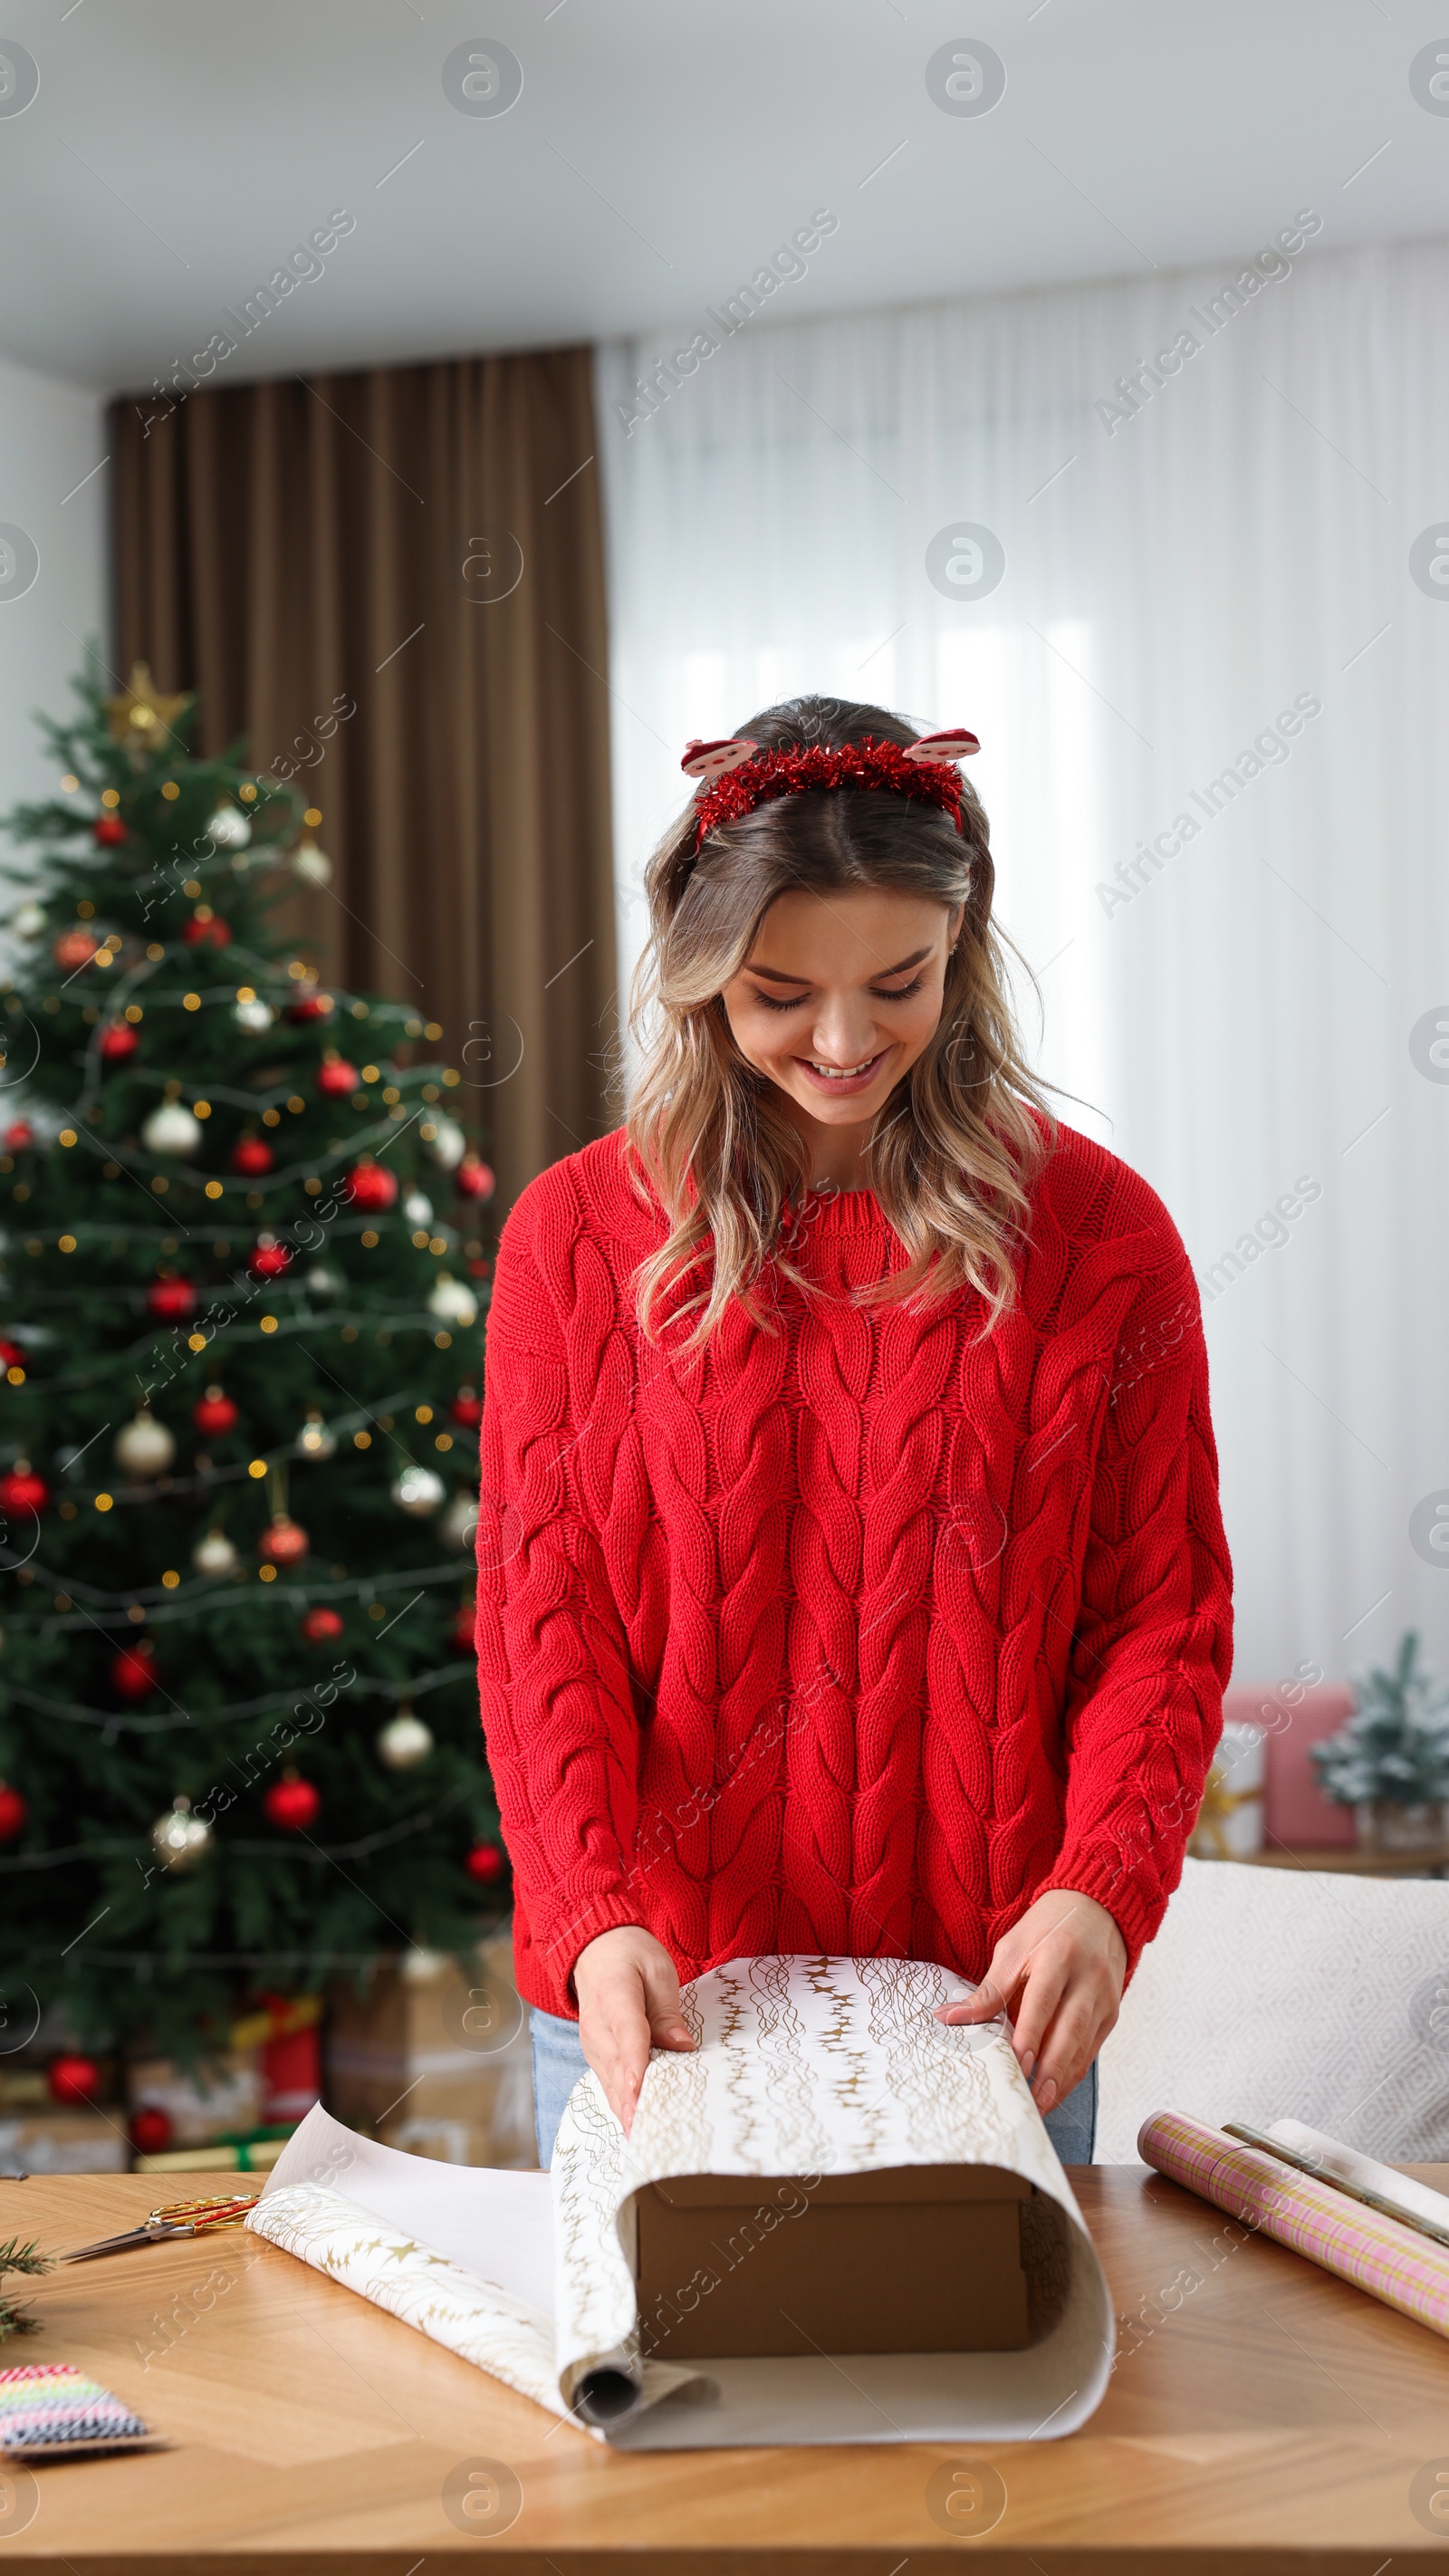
left=0, top=2164, right=1446, bottom=2571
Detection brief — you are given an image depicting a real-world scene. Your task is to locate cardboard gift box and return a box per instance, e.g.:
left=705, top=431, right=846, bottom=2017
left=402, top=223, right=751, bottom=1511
left=135, top=2133, right=293, bottom=2177
left=126, top=2048, right=263, bottom=2147
left=252, top=1957, right=1117, bottom=2452
left=325, top=1934, right=536, bottom=2169
left=0, top=2110, right=128, bottom=2176
left=634, top=2163, right=1032, bottom=2359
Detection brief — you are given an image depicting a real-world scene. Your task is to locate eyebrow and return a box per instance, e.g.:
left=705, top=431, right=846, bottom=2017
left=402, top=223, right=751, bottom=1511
left=746, top=945, right=935, bottom=985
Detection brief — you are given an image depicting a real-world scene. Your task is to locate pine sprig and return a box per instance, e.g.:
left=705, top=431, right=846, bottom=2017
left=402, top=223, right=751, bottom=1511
left=0, top=2237, right=54, bottom=2342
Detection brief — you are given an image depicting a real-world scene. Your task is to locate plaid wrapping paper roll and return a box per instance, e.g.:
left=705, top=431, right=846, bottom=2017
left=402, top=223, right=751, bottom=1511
left=1138, top=2110, right=1449, bottom=2341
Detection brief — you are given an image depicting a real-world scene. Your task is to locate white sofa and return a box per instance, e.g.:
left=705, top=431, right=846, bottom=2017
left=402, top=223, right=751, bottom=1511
left=1096, top=1855, right=1449, bottom=2164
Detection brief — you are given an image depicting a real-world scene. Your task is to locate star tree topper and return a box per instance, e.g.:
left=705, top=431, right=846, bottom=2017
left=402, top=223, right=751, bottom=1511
left=104, top=662, right=192, bottom=755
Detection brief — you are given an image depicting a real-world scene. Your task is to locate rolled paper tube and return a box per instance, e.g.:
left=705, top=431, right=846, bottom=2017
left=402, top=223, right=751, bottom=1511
left=1137, top=2110, right=1449, bottom=2342
left=1266, top=2118, right=1449, bottom=2239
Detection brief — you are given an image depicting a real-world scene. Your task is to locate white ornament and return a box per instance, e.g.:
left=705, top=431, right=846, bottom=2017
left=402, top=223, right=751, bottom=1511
left=235, top=997, right=274, bottom=1033
left=293, top=838, right=332, bottom=887
left=376, top=1710, right=435, bottom=1770
left=403, top=1191, right=433, bottom=1227
left=391, top=1464, right=445, bottom=1517
left=296, top=1410, right=336, bottom=1461
left=141, top=1101, right=203, bottom=1159
left=11, top=902, right=45, bottom=939
left=192, top=1528, right=238, bottom=1576
left=205, top=805, right=251, bottom=850
left=440, top=1490, right=478, bottom=1552
left=150, top=1795, right=212, bottom=1870
left=304, top=1264, right=343, bottom=1301
left=427, top=1274, right=476, bottom=1328
left=426, top=1114, right=465, bottom=1171
left=114, top=1408, right=177, bottom=1480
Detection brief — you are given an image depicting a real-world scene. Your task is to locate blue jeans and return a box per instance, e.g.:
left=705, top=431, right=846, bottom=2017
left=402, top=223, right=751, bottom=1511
left=530, top=2004, right=1099, bottom=2169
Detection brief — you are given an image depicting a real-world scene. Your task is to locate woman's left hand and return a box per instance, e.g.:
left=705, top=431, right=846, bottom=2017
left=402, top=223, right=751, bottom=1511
left=934, top=1888, right=1128, bottom=2113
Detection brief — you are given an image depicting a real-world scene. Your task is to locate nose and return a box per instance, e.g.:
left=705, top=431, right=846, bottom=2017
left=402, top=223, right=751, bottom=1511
left=806, top=1005, right=879, bottom=1063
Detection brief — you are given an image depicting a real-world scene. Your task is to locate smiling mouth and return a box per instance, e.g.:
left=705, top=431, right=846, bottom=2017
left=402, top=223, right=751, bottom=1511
left=798, top=1051, right=887, bottom=1081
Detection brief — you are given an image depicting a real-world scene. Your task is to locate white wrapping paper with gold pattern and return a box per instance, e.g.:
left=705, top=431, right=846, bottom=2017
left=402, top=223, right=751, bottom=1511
left=250, top=1955, right=1115, bottom=2448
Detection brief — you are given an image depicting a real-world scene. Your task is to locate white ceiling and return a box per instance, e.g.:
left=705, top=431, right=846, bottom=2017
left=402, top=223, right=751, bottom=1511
left=1, top=0, right=1446, bottom=393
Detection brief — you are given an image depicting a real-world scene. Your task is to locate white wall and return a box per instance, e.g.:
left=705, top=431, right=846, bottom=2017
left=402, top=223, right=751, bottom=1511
left=0, top=358, right=108, bottom=841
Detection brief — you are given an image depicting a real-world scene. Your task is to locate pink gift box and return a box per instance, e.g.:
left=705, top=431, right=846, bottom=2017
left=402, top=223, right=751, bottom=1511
left=1223, top=1681, right=1357, bottom=1849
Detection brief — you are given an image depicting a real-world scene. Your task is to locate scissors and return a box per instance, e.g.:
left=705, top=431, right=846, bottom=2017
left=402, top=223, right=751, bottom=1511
left=62, top=2191, right=260, bottom=2264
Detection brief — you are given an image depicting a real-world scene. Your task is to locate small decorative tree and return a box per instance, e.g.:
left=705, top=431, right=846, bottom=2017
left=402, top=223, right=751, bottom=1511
left=1310, top=1631, right=1449, bottom=1851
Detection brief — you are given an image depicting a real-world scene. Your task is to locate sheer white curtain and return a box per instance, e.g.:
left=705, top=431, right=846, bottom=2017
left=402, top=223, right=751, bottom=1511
left=596, top=235, right=1449, bottom=1687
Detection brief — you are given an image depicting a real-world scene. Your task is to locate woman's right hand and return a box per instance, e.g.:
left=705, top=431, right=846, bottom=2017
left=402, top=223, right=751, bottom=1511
left=571, top=1925, right=696, bottom=2136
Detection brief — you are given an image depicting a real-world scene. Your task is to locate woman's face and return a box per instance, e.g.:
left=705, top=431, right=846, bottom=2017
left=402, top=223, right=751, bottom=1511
left=721, top=883, right=964, bottom=1146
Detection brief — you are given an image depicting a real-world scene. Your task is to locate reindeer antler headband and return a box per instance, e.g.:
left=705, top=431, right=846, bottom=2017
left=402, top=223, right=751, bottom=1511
left=681, top=727, right=981, bottom=854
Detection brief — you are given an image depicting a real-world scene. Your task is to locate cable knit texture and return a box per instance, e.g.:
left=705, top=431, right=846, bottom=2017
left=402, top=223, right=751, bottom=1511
left=475, top=1122, right=1233, bottom=2022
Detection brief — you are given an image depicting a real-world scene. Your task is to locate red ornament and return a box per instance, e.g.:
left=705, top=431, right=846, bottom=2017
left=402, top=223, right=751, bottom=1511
left=0, top=1339, right=24, bottom=1370
left=53, top=928, right=99, bottom=971
left=259, top=1514, right=309, bottom=1565
left=48, top=2055, right=100, bottom=2106
left=316, top=1056, right=359, bottom=1098
left=450, top=1387, right=483, bottom=1430
left=345, top=1160, right=398, bottom=1212
left=93, top=814, right=128, bottom=847
left=147, top=1275, right=197, bottom=1322
left=100, top=1022, right=138, bottom=1062
left=192, top=1386, right=238, bottom=1437
left=110, top=1642, right=158, bottom=1701
left=249, top=1239, right=292, bottom=1280
left=264, top=1772, right=320, bottom=1831
left=0, top=1467, right=47, bottom=1516
left=465, top=1841, right=505, bottom=1885
left=0, top=1785, right=26, bottom=1841
left=182, top=912, right=232, bottom=947
left=130, top=2105, right=173, bottom=2155
left=287, top=988, right=334, bottom=1024
left=230, top=1135, right=273, bottom=1176
left=468, top=1256, right=493, bottom=1280
left=456, top=1156, right=495, bottom=1202
left=449, top=1601, right=475, bottom=1654
left=300, top=1605, right=343, bottom=1643
left=3, top=1121, right=33, bottom=1151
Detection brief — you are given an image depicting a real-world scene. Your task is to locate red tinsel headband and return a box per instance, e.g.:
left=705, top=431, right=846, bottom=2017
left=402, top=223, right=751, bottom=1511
left=682, top=728, right=980, bottom=853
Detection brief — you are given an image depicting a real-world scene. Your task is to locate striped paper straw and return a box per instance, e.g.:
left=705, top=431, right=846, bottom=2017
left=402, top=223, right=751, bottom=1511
left=1138, top=2110, right=1449, bottom=2342
left=0, top=2362, right=153, bottom=2454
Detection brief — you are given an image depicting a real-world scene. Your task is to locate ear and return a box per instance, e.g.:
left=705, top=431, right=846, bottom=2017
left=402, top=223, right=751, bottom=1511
left=681, top=736, right=759, bottom=781
left=904, top=728, right=980, bottom=764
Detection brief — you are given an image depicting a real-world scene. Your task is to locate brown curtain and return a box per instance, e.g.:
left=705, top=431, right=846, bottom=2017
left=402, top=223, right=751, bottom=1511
left=109, top=351, right=618, bottom=1218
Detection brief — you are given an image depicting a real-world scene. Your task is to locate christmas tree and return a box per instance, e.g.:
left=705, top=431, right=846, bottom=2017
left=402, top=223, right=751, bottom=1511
left=0, top=658, right=506, bottom=2075
left=1311, top=1630, right=1449, bottom=1809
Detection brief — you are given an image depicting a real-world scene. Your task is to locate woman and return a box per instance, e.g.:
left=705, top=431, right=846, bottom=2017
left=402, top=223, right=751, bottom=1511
left=475, top=696, right=1233, bottom=2167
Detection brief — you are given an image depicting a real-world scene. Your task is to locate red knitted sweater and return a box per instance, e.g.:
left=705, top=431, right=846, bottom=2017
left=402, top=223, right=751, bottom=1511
left=475, top=1122, right=1233, bottom=2023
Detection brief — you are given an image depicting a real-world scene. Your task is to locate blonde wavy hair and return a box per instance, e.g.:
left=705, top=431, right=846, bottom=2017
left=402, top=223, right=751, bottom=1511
left=621, top=695, right=1055, bottom=1351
